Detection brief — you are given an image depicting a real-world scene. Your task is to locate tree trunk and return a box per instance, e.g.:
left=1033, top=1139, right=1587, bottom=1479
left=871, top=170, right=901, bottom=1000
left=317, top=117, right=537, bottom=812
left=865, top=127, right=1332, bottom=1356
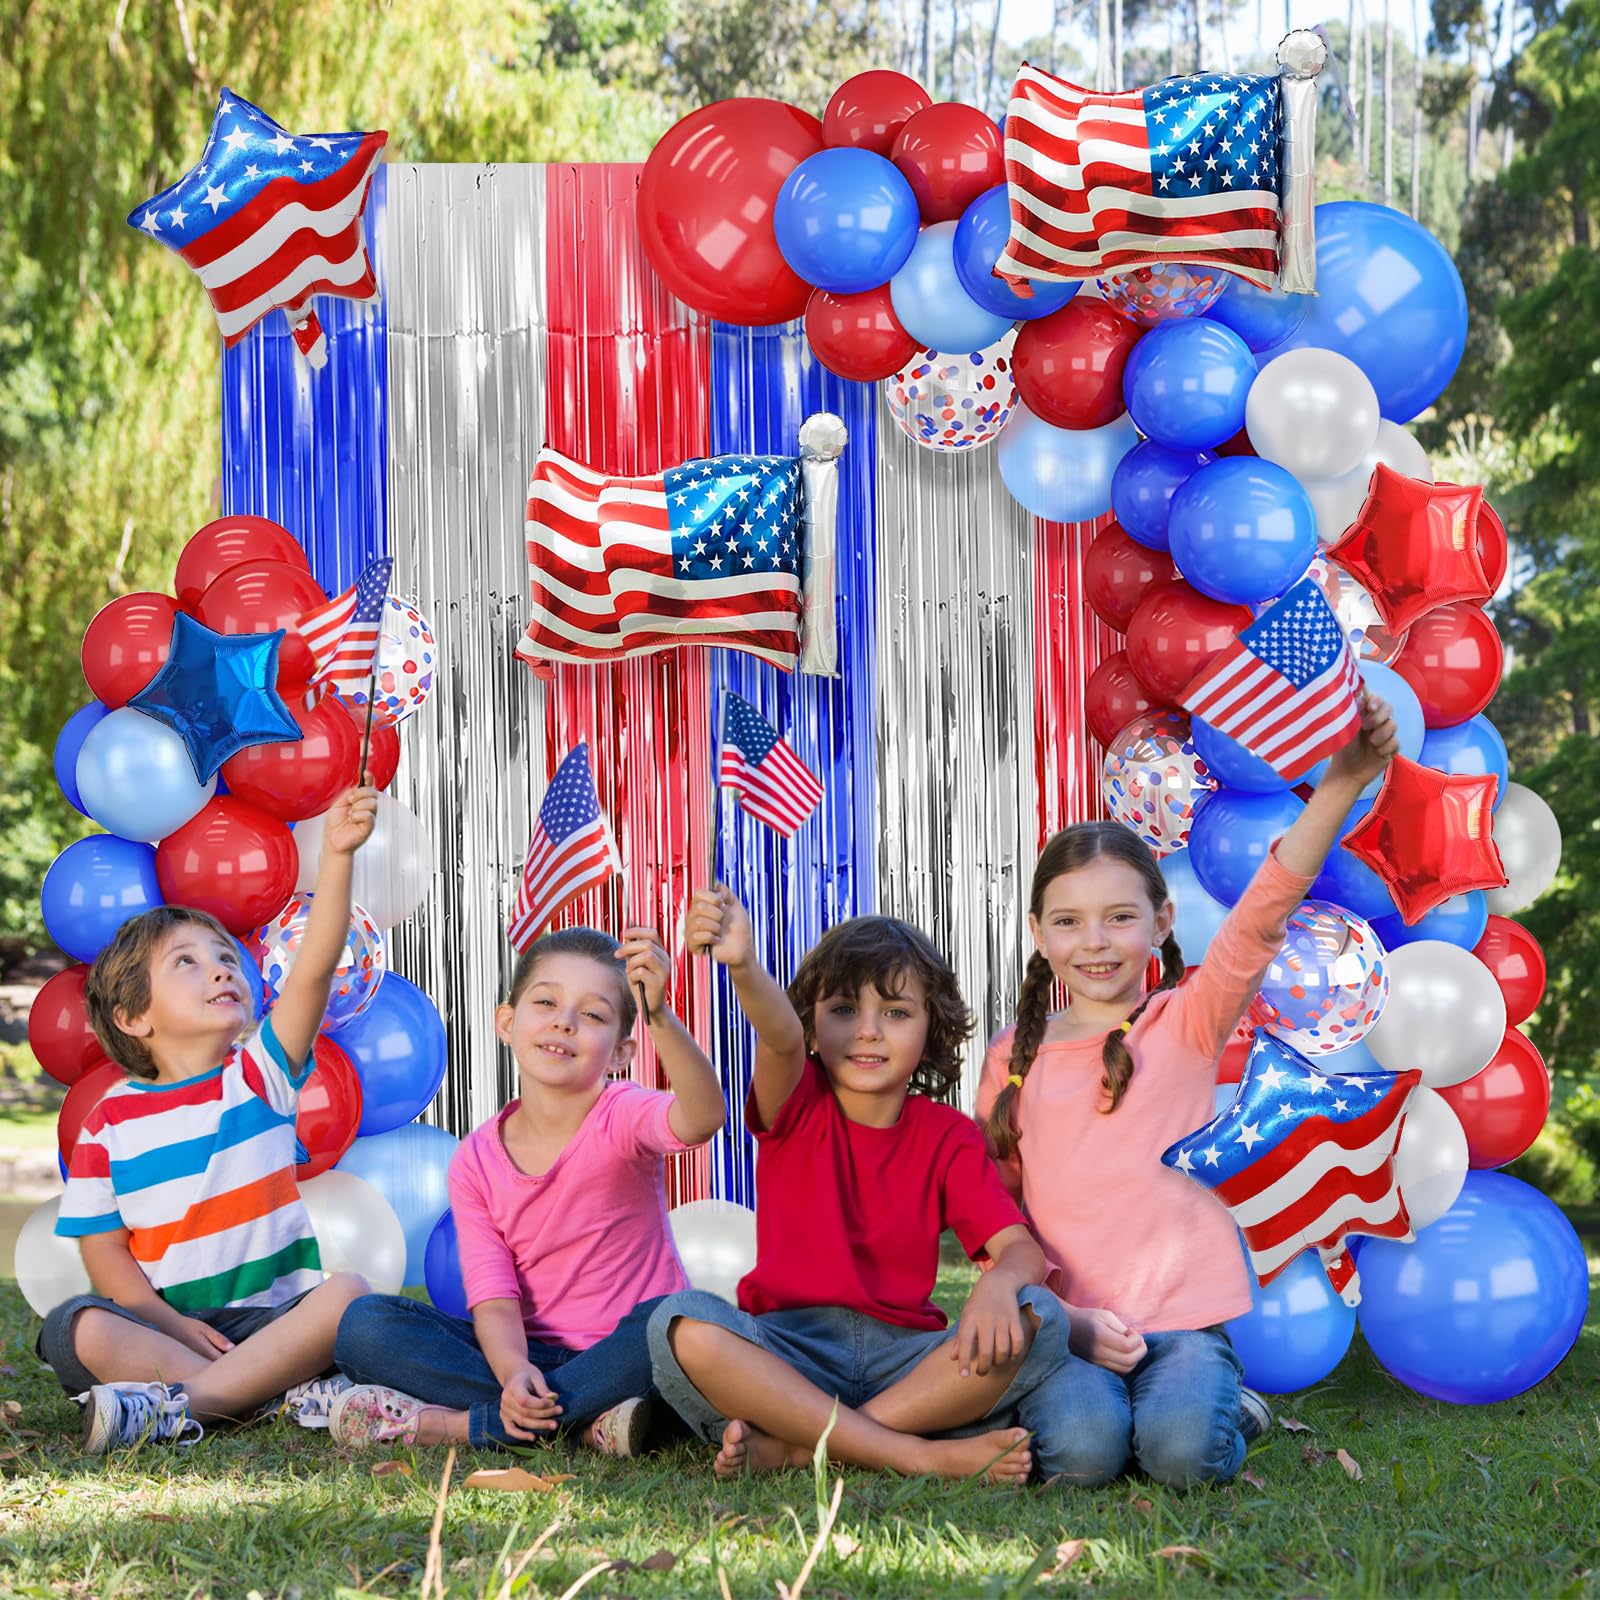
left=1571, top=670, right=1591, bottom=738
left=921, top=0, right=934, bottom=94
left=1194, top=0, right=1206, bottom=72
left=1362, top=0, right=1373, bottom=187
left=1383, top=0, right=1393, bottom=205
left=984, top=0, right=1005, bottom=111
left=1218, top=3, right=1232, bottom=70
left=1112, top=0, right=1123, bottom=87
left=1410, top=0, right=1423, bottom=217
left=1097, top=0, right=1111, bottom=88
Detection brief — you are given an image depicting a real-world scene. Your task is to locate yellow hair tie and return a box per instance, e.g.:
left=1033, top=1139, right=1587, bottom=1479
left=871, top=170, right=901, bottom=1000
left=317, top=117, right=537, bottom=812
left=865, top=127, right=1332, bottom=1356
left=1006, top=1074, right=1024, bottom=1088
left=1118, top=1020, right=1133, bottom=1034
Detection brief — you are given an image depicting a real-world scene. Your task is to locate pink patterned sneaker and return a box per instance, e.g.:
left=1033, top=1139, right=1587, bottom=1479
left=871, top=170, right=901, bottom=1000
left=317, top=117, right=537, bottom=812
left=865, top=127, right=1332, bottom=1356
left=328, top=1383, right=428, bottom=1448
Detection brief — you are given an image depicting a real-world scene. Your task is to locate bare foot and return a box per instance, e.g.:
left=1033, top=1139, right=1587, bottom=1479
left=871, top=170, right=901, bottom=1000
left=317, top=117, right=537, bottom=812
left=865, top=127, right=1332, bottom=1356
left=713, top=1419, right=808, bottom=1478
left=924, top=1427, right=1033, bottom=1485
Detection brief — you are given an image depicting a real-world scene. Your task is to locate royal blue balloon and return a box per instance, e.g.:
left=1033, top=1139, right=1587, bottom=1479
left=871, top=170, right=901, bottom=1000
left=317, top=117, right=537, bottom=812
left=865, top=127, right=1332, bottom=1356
left=1421, top=715, right=1509, bottom=810
left=234, top=936, right=266, bottom=1021
left=1356, top=1172, right=1589, bottom=1404
left=997, top=405, right=1139, bottom=521
left=889, top=221, right=1015, bottom=352
left=1162, top=847, right=1231, bottom=965
left=1225, top=1247, right=1357, bottom=1394
left=1309, top=795, right=1398, bottom=922
left=1188, top=788, right=1305, bottom=907
left=41, top=835, right=163, bottom=962
left=1376, top=891, right=1488, bottom=952
left=1122, top=319, right=1257, bottom=449
left=333, top=973, right=449, bottom=1137
left=773, top=149, right=920, bottom=295
left=1191, top=718, right=1290, bottom=794
left=1270, top=202, right=1468, bottom=423
left=953, top=185, right=1078, bottom=321
left=1168, top=458, right=1317, bottom=604
left=423, top=1210, right=470, bottom=1320
left=75, top=708, right=217, bottom=843
left=1299, top=660, right=1425, bottom=799
left=1110, top=441, right=1212, bottom=551
left=1206, top=275, right=1308, bottom=352
left=54, top=702, right=110, bottom=817
left=336, top=1121, right=460, bottom=1288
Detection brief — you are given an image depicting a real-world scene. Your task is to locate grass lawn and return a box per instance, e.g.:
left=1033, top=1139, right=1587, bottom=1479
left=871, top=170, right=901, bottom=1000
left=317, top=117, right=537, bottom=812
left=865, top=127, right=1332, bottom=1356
left=0, top=1260, right=1595, bottom=1600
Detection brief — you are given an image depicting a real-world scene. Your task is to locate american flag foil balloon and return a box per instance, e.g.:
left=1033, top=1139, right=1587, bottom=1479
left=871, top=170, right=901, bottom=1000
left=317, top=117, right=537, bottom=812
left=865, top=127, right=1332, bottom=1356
left=130, top=89, right=386, bottom=368
left=1160, top=1030, right=1420, bottom=1305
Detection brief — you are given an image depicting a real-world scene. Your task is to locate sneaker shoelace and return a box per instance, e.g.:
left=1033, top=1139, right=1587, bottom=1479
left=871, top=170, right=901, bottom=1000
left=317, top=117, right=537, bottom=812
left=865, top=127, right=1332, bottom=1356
left=120, top=1387, right=204, bottom=1447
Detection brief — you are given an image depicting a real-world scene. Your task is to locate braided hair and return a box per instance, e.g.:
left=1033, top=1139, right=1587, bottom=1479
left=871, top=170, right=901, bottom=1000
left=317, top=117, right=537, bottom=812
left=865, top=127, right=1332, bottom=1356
left=986, top=822, right=1185, bottom=1159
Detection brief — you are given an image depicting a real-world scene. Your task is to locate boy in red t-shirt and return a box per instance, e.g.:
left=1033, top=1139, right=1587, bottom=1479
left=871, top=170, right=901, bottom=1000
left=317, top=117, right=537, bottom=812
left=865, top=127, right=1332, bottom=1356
left=647, top=890, right=1069, bottom=1481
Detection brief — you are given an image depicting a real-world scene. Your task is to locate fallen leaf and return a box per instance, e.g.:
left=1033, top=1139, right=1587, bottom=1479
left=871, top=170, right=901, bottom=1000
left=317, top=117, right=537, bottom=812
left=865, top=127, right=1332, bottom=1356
left=1301, top=1443, right=1328, bottom=1468
left=829, top=1532, right=860, bottom=1561
left=1127, top=1493, right=1154, bottom=1515
left=141, top=1512, right=178, bottom=1523
left=371, top=1460, right=413, bottom=1479
left=1155, top=1545, right=1210, bottom=1565
left=1241, top=1469, right=1265, bottom=1489
left=1336, top=1449, right=1363, bottom=1481
left=461, top=1467, right=575, bottom=1493
left=1045, top=1540, right=1087, bottom=1576
left=640, top=1550, right=678, bottom=1572
left=1279, top=1416, right=1312, bottom=1434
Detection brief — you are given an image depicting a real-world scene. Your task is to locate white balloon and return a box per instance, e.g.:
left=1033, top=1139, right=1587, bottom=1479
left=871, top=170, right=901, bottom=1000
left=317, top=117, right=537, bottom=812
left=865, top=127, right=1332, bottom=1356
left=1486, top=783, right=1562, bottom=914
left=669, top=1199, right=757, bottom=1304
left=1246, top=349, right=1381, bottom=482
left=12, top=1198, right=92, bottom=1317
left=1393, top=1086, right=1469, bottom=1231
left=295, top=793, right=436, bottom=929
left=1302, top=420, right=1435, bottom=546
left=299, top=1170, right=408, bottom=1295
left=1365, top=941, right=1507, bottom=1089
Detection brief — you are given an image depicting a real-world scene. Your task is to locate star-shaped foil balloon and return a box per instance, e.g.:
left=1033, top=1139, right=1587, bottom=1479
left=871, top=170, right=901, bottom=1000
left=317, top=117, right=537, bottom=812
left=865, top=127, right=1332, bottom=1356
left=128, top=89, right=387, bottom=368
left=1326, top=465, right=1492, bottom=636
left=129, top=613, right=301, bottom=783
left=1340, top=756, right=1507, bottom=924
left=1161, top=1031, right=1420, bottom=1306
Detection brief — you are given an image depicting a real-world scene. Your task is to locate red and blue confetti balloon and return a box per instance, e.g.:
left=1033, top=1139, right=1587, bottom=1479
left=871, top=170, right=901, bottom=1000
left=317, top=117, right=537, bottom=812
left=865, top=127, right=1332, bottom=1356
left=333, top=595, right=437, bottom=728
left=1251, top=898, right=1389, bottom=1057
left=1101, top=709, right=1216, bottom=856
left=256, top=892, right=386, bottom=1030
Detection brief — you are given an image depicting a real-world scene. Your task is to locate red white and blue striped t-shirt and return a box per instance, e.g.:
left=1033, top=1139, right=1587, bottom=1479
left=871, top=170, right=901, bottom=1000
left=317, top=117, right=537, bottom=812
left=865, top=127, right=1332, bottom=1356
left=56, top=1019, right=323, bottom=1313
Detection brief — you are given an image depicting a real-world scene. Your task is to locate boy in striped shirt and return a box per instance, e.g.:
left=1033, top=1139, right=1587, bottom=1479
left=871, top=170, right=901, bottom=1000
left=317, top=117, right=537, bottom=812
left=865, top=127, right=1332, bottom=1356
left=39, top=783, right=378, bottom=1453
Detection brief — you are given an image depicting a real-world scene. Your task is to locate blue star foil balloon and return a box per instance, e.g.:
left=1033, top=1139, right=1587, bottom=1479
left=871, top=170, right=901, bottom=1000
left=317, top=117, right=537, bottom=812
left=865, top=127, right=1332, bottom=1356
left=1161, top=1031, right=1421, bottom=1306
left=129, top=613, right=301, bottom=784
left=128, top=88, right=387, bottom=368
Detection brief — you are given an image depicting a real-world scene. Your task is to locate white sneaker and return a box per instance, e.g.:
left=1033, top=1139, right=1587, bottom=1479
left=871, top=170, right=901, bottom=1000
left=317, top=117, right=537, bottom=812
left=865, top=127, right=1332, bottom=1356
left=585, top=1395, right=652, bottom=1458
left=77, top=1382, right=203, bottom=1455
left=282, top=1373, right=354, bottom=1429
left=1239, top=1386, right=1274, bottom=1445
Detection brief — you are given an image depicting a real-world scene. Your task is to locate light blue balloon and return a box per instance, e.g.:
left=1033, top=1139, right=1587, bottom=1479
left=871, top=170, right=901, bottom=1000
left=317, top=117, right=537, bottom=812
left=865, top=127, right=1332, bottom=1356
left=773, top=149, right=920, bottom=294
left=1162, top=847, right=1231, bottom=965
left=1168, top=458, right=1317, bottom=605
left=1376, top=891, right=1489, bottom=952
left=1421, top=715, right=1509, bottom=809
left=1318, top=1034, right=1385, bottom=1075
left=54, top=702, right=110, bottom=816
left=1300, top=660, right=1425, bottom=799
left=1188, top=788, right=1305, bottom=907
left=41, top=835, right=163, bottom=962
left=1225, top=1248, right=1357, bottom=1393
left=1206, top=275, right=1309, bottom=352
left=1192, top=718, right=1290, bottom=794
left=336, top=1121, right=460, bottom=1288
left=997, top=406, right=1139, bottom=521
left=888, top=221, right=1015, bottom=352
left=1122, top=319, right=1257, bottom=449
left=75, top=707, right=217, bottom=843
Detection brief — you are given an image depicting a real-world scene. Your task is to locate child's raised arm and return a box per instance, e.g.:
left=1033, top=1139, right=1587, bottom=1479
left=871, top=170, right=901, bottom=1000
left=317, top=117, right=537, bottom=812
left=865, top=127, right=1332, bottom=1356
left=686, top=886, right=807, bottom=1130
left=1275, top=693, right=1401, bottom=879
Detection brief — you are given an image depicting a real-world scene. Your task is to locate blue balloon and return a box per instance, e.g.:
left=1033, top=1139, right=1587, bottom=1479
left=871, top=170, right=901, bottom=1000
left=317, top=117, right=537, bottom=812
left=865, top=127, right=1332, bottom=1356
left=423, top=1210, right=470, bottom=1320
left=997, top=406, right=1139, bottom=521
left=234, top=936, right=266, bottom=1020
left=1109, top=441, right=1212, bottom=551
left=1356, top=1172, right=1590, bottom=1404
left=1299, top=660, right=1425, bottom=799
left=1376, top=891, right=1488, bottom=952
left=1319, top=1034, right=1385, bottom=1075
left=1225, top=1248, right=1356, bottom=1394
left=75, top=708, right=217, bottom=843
left=953, top=185, right=1078, bottom=321
left=889, top=221, right=1015, bottom=352
left=333, top=973, right=449, bottom=1137
left=1271, top=202, right=1468, bottom=423
left=773, top=149, right=920, bottom=295
left=337, top=1121, right=460, bottom=1288
left=1188, top=788, right=1305, bottom=907
left=1168, top=459, right=1317, bottom=605
left=1122, top=319, right=1257, bottom=449
left=1205, top=275, right=1308, bottom=352
left=1421, top=715, right=1509, bottom=810
left=41, top=835, right=163, bottom=962
left=54, top=702, right=109, bottom=816
left=1162, top=847, right=1231, bottom=965
left=1309, top=795, right=1398, bottom=922
left=1192, top=718, right=1290, bottom=794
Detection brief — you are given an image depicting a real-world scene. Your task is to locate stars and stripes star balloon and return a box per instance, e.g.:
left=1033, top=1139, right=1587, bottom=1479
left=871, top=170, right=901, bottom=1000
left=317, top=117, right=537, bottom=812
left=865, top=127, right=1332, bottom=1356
left=1161, top=1031, right=1421, bottom=1306
left=129, top=89, right=387, bottom=368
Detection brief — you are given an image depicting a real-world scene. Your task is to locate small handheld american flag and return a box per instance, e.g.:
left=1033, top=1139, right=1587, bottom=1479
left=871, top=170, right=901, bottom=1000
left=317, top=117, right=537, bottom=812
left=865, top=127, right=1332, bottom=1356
left=717, top=692, right=824, bottom=837
left=296, top=556, right=393, bottom=693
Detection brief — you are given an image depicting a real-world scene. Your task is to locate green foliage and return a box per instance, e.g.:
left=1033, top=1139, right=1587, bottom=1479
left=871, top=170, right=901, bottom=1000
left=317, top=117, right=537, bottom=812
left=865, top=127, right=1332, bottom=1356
left=0, top=733, right=76, bottom=956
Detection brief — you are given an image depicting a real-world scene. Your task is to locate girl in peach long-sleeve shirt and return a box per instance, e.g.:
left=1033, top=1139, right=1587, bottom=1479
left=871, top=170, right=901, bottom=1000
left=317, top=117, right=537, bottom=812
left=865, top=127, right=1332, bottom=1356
left=976, top=693, right=1400, bottom=1490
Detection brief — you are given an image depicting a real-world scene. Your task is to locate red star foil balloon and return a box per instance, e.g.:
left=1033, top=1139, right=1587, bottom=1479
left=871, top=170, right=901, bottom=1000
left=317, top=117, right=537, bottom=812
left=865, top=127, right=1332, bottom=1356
left=1326, top=465, right=1492, bottom=636
left=1341, top=756, right=1508, bottom=923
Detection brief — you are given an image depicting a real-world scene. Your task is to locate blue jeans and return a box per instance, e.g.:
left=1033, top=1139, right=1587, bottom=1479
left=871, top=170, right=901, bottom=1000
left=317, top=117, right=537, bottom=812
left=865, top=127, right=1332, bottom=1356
left=1022, top=1327, right=1245, bottom=1488
left=334, top=1293, right=667, bottom=1450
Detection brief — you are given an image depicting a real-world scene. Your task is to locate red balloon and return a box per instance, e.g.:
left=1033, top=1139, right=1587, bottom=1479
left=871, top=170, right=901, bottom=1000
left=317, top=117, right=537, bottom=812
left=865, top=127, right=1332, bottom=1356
left=890, top=103, right=1006, bottom=223
left=1214, top=427, right=1257, bottom=458
left=1475, top=497, right=1509, bottom=593
left=81, top=592, right=180, bottom=708
left=638, top=99, right=823, bottom=325
left=823, top=70, right=932, bottom=155
left=175, top=516, right=309, bottom=613
left=1125, top=581, right=1253, bottom=705
left=1216, top=1035, right=1251, bottom=1085
left=1472, top=915, right=1546, bottom=1027
left=362, top=715, right=401, bottom=790
left=1391, top=601, right=1504, bottom=728
left=195, top=559, right=329, bottom=686
left=58, top=1060, right=125, bottom=1169
left=1086, top=651, right=1166, bottom=747
left=1084, top=522, right=1178, bottom=632
left=1013, top=299, right=1144, bottom=430
left=294, top=1035, right=364, bottom=1182
left=155, top=796, right=298, bottom=936
left=1439, top=1028, right=1551, bottom=1169
left=805, top=285, right=920, bottom=382
left=221, top=694, right=359, bottom=820
left=28, top=965, right=102, bottom=1087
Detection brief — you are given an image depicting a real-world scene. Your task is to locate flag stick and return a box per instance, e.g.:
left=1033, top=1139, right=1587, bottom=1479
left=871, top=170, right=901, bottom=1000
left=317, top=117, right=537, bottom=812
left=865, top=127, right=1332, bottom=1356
left=357, top=662, right=379, bottom=783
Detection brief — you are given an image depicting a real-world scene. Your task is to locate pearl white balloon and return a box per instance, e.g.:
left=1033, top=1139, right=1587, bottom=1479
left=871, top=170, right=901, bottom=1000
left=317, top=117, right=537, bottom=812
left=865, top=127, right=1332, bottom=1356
left=1485, top=783, right=1562, bottom=914
left=12, top=1198, right=92, bottom=1317
left=669, top=1198, right=757, bottom=1304
left=294, top=793, right=436, bottom=930
left=1365, top=941, right=1507, bottom=1089
left=1302, top=420, right=1435, bottom=546
left=1393, top=1086, right=1469, bottom=1231
left=299, top=1170, right=408, bottom=1295
left=1247, top=349, right=1381, bottom=482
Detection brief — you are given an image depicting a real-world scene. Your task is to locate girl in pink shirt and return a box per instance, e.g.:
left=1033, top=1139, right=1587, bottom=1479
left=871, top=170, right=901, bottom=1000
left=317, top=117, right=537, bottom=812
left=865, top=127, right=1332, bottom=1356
left=976, top=694, right=1400, bottom=1488
left=327, top=925, right=726, bottom=1454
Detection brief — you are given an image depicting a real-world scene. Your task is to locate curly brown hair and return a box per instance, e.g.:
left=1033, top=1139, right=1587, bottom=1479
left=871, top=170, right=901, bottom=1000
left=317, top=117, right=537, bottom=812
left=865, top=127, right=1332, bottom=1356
left=786, top=915, right=973, bottom=1100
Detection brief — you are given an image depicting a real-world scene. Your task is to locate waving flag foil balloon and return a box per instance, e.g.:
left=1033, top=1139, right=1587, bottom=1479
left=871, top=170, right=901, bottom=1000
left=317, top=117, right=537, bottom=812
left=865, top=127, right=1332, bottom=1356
left=1161, top=1031, right=1421, bottom=1305
left=130, top=89, right=386, bottom=368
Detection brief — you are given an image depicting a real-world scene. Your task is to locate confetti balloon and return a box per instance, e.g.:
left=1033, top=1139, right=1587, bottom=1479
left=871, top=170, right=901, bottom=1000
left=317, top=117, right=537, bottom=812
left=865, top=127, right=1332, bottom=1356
left=256, top=892, right=386, bottom=1030
left=1101, top=710, right=1216, bottom=856
left=1098, top=261, right=1227, bottom=325
left=884, top=333, right=1016, bottom=451
left=334, top=595, right=437, bottom=728
left=1310, top=555, right=1407, bottom=664
left=1251, top=899, right=1390, bottom=1056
